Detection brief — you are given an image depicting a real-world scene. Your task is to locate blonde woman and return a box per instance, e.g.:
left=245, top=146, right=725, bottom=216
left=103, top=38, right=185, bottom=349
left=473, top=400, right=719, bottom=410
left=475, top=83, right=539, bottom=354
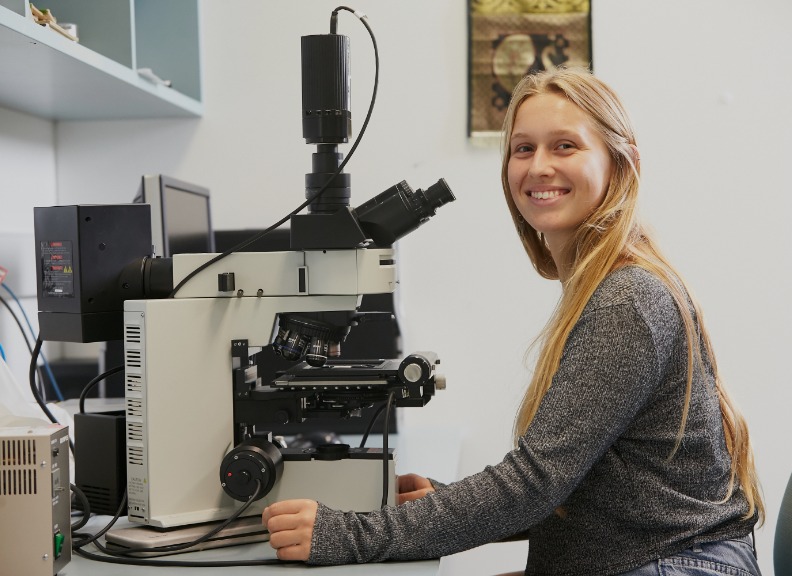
left=263, top=68, right=764, bottom=576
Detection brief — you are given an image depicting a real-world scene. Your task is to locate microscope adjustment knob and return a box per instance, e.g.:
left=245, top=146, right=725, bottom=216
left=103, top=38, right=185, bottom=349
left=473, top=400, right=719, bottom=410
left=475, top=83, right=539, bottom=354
left=398, top=352, right=437, bottom=385
left=402, top=363, right=423, bottom=383
left=219, top=438, right=284, bottom=501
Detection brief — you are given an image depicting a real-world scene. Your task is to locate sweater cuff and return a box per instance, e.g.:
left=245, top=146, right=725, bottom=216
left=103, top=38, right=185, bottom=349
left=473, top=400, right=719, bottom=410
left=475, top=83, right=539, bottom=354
left=428, top=477, right=447, bottom=491
left=307, top=502, right=351, bottom=565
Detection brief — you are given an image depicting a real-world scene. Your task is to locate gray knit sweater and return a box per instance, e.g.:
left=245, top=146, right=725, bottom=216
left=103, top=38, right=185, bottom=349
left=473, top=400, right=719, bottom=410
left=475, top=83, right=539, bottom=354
left=308, top=266, right=756, bottom=575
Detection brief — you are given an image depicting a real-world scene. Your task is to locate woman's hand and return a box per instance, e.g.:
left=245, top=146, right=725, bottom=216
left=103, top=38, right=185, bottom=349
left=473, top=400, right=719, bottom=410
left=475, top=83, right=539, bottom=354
left=397, top=473, right=435, bottom=504
left=262, top=499, right=318, bottom=561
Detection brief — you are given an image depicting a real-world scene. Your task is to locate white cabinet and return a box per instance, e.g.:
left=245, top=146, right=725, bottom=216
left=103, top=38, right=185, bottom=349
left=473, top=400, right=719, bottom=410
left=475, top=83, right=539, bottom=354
left=0, top=0, right=202, bottom=119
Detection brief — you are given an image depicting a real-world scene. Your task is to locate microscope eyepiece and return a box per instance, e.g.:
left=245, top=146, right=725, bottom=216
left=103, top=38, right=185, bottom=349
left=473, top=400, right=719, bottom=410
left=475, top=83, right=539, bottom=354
left=353, top=178, right=456, bottom=247
left=422, top=179, right=456, bottom=212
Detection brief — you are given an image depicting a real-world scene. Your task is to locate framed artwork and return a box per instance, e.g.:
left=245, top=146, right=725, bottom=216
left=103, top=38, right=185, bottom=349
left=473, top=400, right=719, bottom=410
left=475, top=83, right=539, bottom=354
left=468, top=0, right=592, bottom=142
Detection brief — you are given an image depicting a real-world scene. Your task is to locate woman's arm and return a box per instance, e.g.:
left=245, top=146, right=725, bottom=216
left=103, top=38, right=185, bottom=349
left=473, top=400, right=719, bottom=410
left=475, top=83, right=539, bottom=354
left=264, top=473, right=437, bottom=560
left=269, top=295, right=667, bottom=565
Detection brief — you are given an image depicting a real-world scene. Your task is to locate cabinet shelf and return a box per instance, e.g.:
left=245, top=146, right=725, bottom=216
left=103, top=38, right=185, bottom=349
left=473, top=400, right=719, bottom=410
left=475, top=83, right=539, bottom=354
left=0, top=1, right=202, bottom=120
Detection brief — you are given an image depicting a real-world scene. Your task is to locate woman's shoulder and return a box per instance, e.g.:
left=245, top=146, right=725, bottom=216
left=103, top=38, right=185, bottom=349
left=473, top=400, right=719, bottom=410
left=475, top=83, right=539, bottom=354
left=585, top=265, right=679, bottom=320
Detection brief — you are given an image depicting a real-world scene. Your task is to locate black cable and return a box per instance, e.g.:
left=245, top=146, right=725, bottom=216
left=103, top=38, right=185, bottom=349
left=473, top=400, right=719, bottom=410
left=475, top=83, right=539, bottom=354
left=100, top=481, right=262, bottom=557
left=381, top=390, right=395, bottom=508
left=0, top=292, right=47, bottom=397
left=70, top=483, right=91, bottom=531
left=168, top=8, right=379, bottom=299
left=28, top=337, right=65, bottom=434
left=359, top=399, right=389, bottom=448
left=0, top=292, right=32, bottom=352
left=24, top=337, right=92, bottom=537
left=330, top=5, right=358, bottom=33
left=73, top=482, right=284, bottom=567
left=72, top=490, right=128, bottom=549
left=79, top=364, right=125, bottom=414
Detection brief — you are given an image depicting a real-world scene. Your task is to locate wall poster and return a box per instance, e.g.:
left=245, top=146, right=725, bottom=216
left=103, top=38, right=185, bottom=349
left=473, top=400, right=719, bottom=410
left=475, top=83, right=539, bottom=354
left=468, top=0, right=592, bottom=142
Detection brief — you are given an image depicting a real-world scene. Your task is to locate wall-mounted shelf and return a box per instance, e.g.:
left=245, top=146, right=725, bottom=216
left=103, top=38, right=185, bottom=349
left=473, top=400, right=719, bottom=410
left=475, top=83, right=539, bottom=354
left=0, top=0, right=202, bottom=120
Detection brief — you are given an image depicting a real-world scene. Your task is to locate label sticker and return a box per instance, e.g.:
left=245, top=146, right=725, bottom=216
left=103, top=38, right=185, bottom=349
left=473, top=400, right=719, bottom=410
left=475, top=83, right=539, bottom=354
left=41, top=241, right=74, bottom=297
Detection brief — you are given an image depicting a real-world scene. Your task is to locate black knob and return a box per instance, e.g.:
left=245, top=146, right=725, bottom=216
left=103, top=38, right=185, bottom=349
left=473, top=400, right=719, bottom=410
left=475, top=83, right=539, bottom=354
left=218, top=272, right=236, bottom=292
left=219, top=438, right=283, bottom=501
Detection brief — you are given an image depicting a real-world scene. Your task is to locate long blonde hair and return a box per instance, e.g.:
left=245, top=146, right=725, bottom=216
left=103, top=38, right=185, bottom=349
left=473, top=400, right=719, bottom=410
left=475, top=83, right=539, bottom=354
left=501, top=67, right=763, bottom=522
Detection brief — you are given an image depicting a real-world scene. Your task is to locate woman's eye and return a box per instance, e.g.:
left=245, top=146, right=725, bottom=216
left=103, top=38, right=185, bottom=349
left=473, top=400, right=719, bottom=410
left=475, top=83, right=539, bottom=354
left=513, top=144, right=533, bottom=154
left=557, top=142, right=575, bottom=151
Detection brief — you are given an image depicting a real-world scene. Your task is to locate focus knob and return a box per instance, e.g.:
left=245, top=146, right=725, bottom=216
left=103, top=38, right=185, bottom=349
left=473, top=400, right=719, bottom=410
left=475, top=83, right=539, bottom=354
left=220, top=438, right=283, bottom=501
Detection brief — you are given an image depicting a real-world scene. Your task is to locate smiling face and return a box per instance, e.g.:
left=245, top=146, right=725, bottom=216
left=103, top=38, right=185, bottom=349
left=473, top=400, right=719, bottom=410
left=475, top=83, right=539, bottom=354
left=507, top=92, right=614, bottom=256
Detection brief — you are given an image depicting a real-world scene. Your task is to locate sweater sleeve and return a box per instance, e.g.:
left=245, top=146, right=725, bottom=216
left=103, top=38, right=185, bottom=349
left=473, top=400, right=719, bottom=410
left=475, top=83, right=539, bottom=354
left=308, top=300, right=663, bottom=565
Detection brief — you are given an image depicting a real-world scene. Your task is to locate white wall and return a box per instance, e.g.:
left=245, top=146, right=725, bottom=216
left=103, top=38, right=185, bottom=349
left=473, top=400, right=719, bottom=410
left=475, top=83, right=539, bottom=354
left=0, top=106, right=57, bottom=389
left=1, top=0, right=790, bottom=573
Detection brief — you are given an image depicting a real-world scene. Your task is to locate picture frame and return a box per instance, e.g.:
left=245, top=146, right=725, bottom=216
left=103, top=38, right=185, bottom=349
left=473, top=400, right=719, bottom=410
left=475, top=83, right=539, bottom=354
left=468, top=0, right=593, bottom=143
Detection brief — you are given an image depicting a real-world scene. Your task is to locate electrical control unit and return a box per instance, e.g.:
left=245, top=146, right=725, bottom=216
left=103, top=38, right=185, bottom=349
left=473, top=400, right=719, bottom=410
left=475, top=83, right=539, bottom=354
left=0, top=425, right=71, bottom=576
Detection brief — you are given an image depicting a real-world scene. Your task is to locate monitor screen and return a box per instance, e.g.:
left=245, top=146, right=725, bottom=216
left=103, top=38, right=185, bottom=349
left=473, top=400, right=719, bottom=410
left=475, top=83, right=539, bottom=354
left=136, top=175, right=215, bottom=257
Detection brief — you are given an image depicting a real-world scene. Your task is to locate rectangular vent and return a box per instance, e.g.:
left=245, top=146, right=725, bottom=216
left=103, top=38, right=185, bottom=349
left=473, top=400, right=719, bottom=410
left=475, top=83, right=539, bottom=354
left=80, top=484, right=110, bottom=503
left=126, top=399, right=143, bottom=418
left=125, top=325, right=142, bottom=343
left=128, top=446, right=144, bottom=466
left=0, top=468, right=37, bottom=495
left=1, top=438, right=37, bottom=466
left=126, top=375, right=142, bottom=394
left=127, top=422, right=143, bottom=442
left=125, top=350, right=142, bottom=369
left=76, top=484, right=115, bottom=514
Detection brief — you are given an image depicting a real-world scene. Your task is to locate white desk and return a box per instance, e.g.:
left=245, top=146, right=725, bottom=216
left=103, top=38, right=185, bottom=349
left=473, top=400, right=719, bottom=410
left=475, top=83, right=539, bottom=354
left=63, top=529, right=440, bottom=575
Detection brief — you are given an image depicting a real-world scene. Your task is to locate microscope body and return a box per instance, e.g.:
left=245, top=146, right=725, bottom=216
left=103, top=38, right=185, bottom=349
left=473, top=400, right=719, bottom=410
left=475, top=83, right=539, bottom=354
left=124, top=248, right=407, bottom=528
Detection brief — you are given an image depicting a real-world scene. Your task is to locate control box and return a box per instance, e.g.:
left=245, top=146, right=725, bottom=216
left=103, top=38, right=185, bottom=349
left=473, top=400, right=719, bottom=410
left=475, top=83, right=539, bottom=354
left=0, top=425, right=71, bottom=576
left=33, top=203, right=152, bottom=342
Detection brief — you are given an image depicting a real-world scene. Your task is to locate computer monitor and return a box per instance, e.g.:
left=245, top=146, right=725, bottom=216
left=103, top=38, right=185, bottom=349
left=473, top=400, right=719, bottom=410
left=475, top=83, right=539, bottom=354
left=134, top=175, right=215, bottom=257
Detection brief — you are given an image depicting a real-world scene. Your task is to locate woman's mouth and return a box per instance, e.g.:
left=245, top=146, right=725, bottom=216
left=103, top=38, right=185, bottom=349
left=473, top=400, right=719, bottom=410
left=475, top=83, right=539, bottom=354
left=529, top=189, right=568, bottom=200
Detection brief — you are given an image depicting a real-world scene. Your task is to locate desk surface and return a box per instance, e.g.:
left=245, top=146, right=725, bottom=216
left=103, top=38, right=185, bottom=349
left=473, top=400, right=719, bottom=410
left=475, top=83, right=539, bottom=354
left=63, top=538, right=439, bottom=575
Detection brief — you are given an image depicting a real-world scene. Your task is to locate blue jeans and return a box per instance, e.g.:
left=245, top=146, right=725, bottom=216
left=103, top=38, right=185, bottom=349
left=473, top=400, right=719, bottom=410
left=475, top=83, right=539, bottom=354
left=617, top=536, right=761, bottom=576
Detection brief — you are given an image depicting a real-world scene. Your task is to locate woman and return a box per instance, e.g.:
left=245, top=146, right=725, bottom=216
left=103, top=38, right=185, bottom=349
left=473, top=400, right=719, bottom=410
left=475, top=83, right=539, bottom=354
left=262, top=67, right=764, bottom=575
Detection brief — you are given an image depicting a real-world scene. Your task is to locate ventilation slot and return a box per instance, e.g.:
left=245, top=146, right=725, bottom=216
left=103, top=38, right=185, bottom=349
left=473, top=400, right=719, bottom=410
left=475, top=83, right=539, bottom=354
left=0, top=469, right=38, bottom=496
left=126, top=375, right=142, bottom=394
left=126, top=399, right=143, bottom=418
left=0, top=439, right=39, bottom=495
left=76, top=484, right=118, bottom=515
left=1, top=438, right=36, bottom=467
left=127, top=422, right=144, bottom=443
left=126, top=350, right=142, bottom=369
left=125, top=325, right=142, bottom=344
left=128, top=446, right=144, bottom=466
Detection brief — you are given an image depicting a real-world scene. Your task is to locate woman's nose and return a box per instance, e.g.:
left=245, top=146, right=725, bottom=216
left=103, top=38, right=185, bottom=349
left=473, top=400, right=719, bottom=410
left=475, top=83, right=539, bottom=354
left=529, top=148, right=554, bottom=177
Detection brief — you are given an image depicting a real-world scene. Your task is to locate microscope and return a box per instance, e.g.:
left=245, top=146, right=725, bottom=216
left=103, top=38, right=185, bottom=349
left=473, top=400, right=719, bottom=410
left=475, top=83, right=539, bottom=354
left=34, top=16, right=454, bottom=530
left=120, top=28, right=453, bottom=528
